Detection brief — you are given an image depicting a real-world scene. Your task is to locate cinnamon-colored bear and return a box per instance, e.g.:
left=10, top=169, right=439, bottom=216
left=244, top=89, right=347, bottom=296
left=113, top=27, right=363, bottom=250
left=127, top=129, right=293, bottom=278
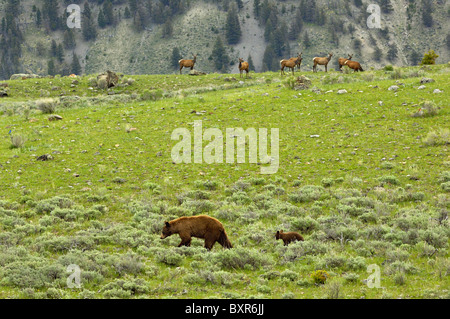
left=161, top=215, right=233, bottom=250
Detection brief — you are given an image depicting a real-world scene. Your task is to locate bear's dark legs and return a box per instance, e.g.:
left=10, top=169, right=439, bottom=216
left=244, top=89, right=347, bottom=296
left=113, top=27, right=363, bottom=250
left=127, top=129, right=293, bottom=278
left=178, top=237, right=191, bottom=247
left=204, top=238, right=216, bottom=250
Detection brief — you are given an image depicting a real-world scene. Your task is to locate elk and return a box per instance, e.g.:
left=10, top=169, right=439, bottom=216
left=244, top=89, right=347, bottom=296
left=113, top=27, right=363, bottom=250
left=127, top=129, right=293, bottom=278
left=313, top=52, right=333, bottom=73
left=338, top=54, right=353, bottom=71
left=296, top=54, right=303, bottom=70
left=238, top=58, right=249, bottom=78
left=280, top=52, right=302, bottom=76
left=179, top=54, right=197, bottom=74
left=343, top=59, right=364, bottom=72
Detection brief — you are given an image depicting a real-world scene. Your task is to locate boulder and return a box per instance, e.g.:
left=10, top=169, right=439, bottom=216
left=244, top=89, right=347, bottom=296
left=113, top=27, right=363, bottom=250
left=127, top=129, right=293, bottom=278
left=420, top=77, right=435, bottom=84
left=388, top=85, right=399, bottom=91
left=36, top=154, right=53, bottom=161
left=48, top=114, right=63, bottom=121
left=97, top=70, right=119, bottom=88
left=294, top=75, right=311, bottom=90
left=10, top=73, right=40, bottom=80
left=337, top=89, right=347, bottom=94
left=189, top=69, right=207, bottom=76
left=311, top=87, right=322, bottom=94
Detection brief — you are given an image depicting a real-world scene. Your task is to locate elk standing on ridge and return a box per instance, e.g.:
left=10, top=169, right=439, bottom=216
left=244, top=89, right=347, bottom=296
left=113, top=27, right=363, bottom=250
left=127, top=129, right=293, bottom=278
left=238, top=58, right=249, bottom=78
left=313, top=53, right=333, bottom=73
left=338, top=54, right=353, bottom=71
left=343, top=59, right=364, bottom=72
left=280, top=52, right=302, bottom=76
left=179, top=54, right=198, bottom=74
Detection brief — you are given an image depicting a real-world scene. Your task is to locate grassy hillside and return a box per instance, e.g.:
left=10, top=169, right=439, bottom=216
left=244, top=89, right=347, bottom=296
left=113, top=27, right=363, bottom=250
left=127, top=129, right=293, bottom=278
left=0, top=64, right=448, bottom=299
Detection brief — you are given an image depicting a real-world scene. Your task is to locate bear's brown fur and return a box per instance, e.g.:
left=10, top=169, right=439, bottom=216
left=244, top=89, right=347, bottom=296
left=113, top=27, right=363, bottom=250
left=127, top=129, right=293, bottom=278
left=161, top=215, right=233, bottom=250
left=275, top=230, right=304, bottom=246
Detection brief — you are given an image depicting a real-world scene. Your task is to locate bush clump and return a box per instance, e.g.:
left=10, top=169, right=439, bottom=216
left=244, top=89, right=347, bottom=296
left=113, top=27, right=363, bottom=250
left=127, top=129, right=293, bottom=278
left=288, top=185, right=325, bottom=203
left=211, top=247, right=272, bottom=270
left=422, top=128, right=449, bottom=146
left=310, top=270, right=329, bottom=284
left=10, top=135, right=27, bottom=149
left=36, top=98, right=58, bottom=114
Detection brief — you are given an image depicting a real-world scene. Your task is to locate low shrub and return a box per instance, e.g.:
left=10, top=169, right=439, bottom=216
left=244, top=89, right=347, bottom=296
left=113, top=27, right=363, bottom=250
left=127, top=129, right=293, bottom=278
left=310, top=270, right=329, bottom=284
left=324, top=279, right=342, bottom=299
left=280, top=269, right=298, bottom=281
left=378, top=175, right=400, bottom=186
left=211, top=247, right=272, bottom=270
left=290, top=216, right=320, bottom=233
left=422, top=128, right=449, bottom=146
left=36, top=98, right=58, bottom=114
left=194, top=180, right=220, bottom=190
left=156, top=249, right=184, bottom=266
left=10, top=135, right=27, bottom=149
left=184, top=270, right=236, bottom=287
left=288, top=185, right=325, bottom=203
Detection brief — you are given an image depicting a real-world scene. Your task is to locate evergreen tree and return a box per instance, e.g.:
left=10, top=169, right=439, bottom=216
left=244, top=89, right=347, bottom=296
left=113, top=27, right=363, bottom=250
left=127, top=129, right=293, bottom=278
left=409, top=50, right=421, bottom=66
left=211, top=37, right=229, bottom=72
left=247, top=54, right=255, bottom=72
left=303, top=30, right=311, bottom=49
left=300, top=0, right=317, bottom=24
left=353, top=39, right=362, bottom=55
left=56, top=43, right=64, bottom=63
left=103, top=0, right=115, bottom=26
left=288, top=8, right=303, bottom=41
left=36, top=41, right=46, bottom=56
left=98, top=9, right=106, bottom=28
left=171, top=47, right=182, bottom=69
left=264, top=20, right=274, bottom=42
left=270, top=24, right=288, bottom=57
left=133, top=10, right=146, bottom=32
left=124, top=7, right=131, bottom=19
left=48, top=59, right=56, bottom=76
left=71, top=53, right=81, bottom=75
left=262, top=44, right=277, bottom=71
left=354, top=0, right=363, bottom=7
left=162, top=19, right=173, bottom=38
left=84, top=1, right=92, bottom=20
left=373, top=46, right=383, bottom=62
left=330, top=27, right=339, bottom=46
left=36, top=8, right=42, bottom=27
left=63, top=29, right=76, bottom=50
left=316, top=9, right=326, bottom=26
left=260, top=0, right=271, bottom=23
left=236, top=0, right=244, bottom=10
left=0, top=0, right=23, bottom=79
left=83, top=2, right=97, bottom=41
left=225, top=4, right=241, bottom=45
left=129, top=0, right=138, bottom=17
left=379, top=0, right=393, bottom=14
left=387, top=44, right=398, bottom=61
left=43, top=0, right=60, bottom=31
left=420, top=49, right=439, bottom=65
left=422, top=0, right=433, bottom=27
left=253, top=0, right=261, bottom=18
left=51, top=39, right=57, bottom=57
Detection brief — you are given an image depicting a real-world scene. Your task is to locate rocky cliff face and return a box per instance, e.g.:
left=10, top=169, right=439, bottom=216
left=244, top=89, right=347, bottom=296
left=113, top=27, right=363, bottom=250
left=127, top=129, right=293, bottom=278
left=1, top=0, right=449, bottom=79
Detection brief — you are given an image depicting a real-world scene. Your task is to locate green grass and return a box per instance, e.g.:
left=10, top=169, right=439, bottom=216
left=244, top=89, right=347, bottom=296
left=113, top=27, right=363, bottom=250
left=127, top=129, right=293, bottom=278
left=0, top=64, right=448, bottom=299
